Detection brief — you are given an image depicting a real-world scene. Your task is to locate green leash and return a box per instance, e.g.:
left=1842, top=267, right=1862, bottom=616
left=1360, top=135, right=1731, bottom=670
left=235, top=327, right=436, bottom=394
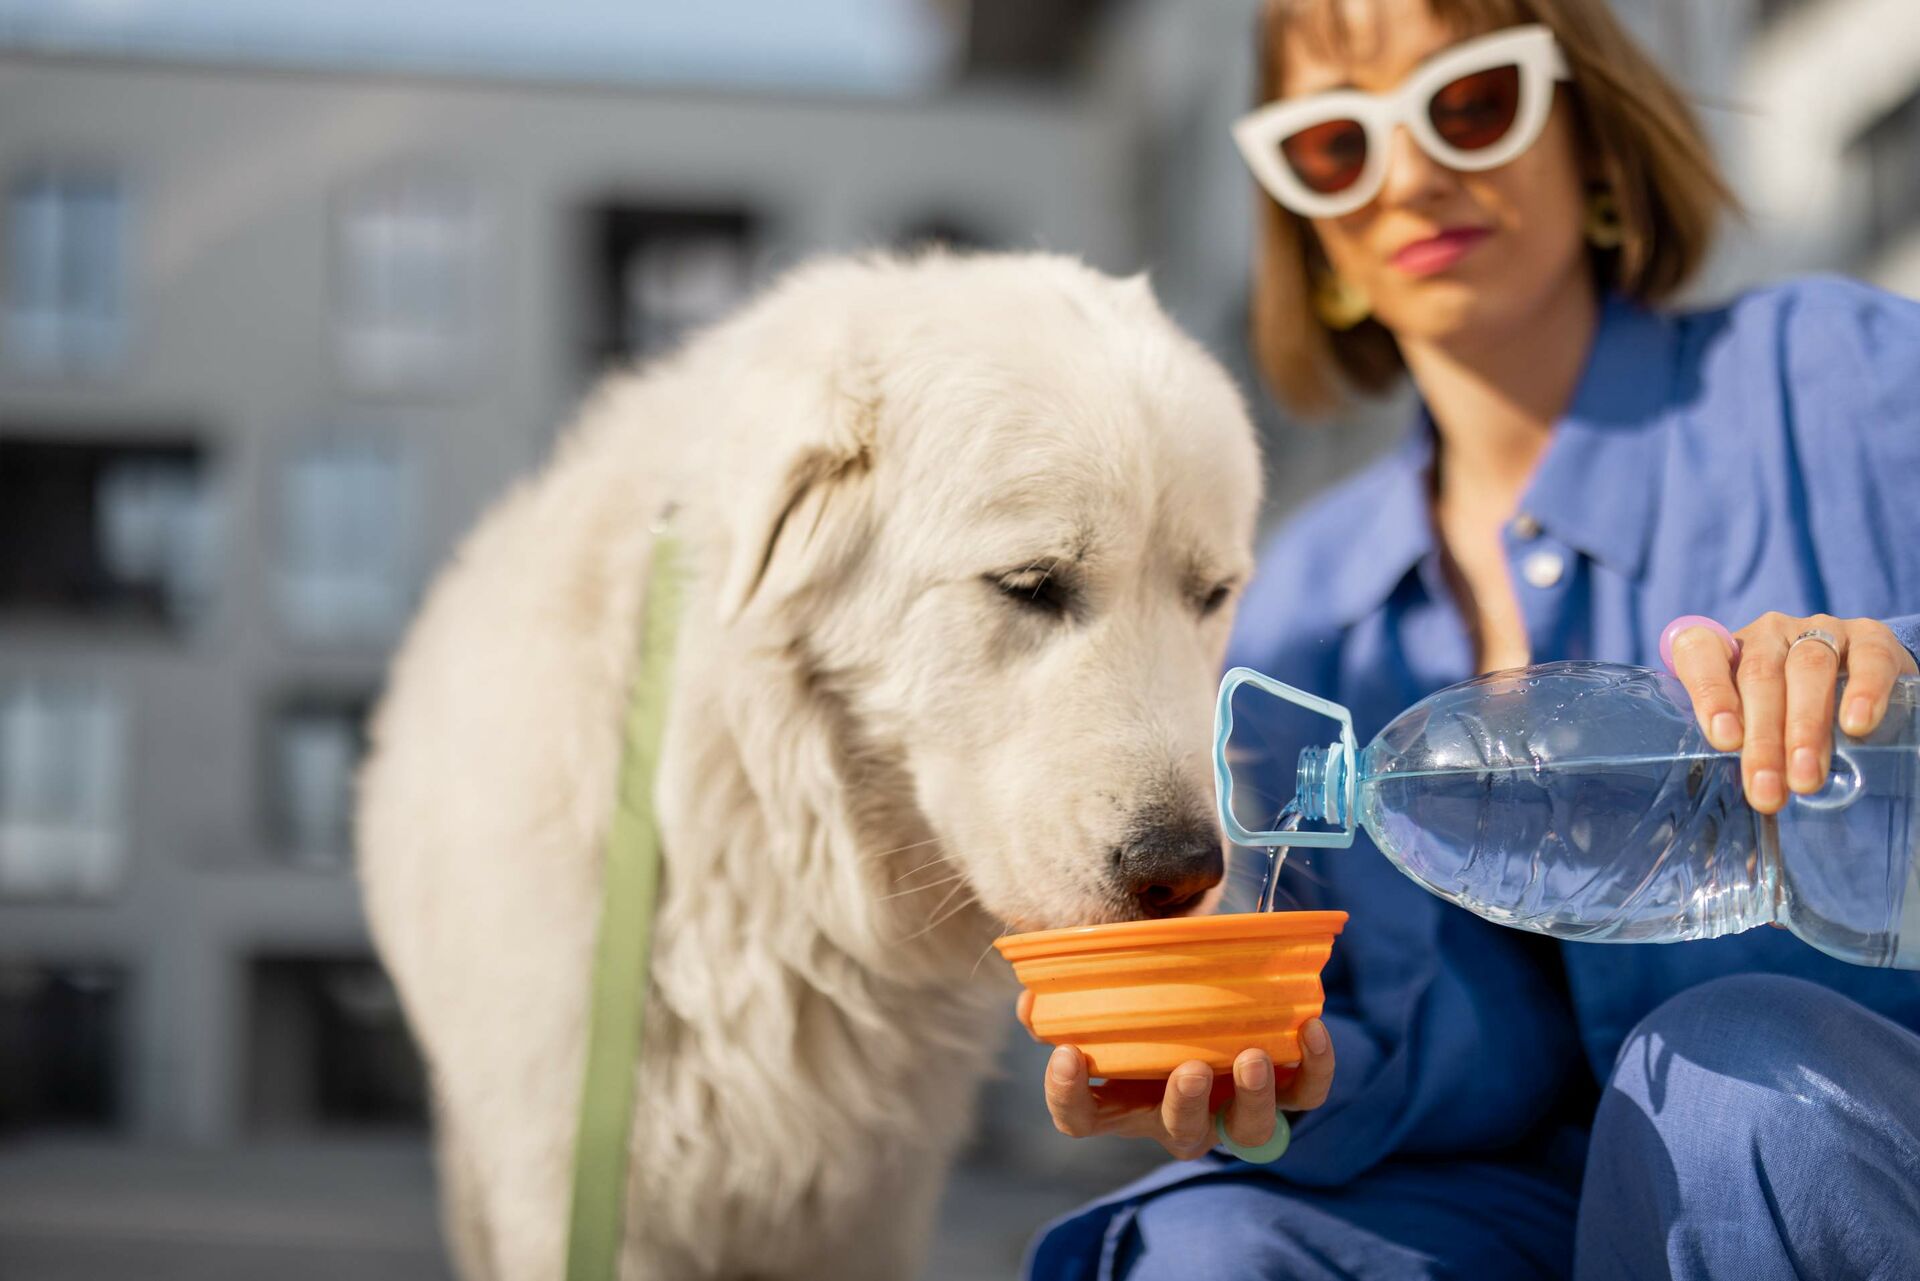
left=564, top=533, right=682, bottom=1281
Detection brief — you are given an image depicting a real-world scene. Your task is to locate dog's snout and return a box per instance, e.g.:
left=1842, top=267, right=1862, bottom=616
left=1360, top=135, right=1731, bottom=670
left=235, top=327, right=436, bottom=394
left=1112, top=826, right=1224, bottom=919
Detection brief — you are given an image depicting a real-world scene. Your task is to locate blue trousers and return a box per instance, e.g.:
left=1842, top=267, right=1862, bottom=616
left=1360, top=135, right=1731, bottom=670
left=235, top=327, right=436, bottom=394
left=1025, top=975, right=1920, bottom=1280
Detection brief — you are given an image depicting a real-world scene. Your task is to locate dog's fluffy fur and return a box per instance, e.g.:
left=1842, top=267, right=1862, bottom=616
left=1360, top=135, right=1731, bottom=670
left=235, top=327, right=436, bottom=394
left=355, top=250, right=1262, bottom=1280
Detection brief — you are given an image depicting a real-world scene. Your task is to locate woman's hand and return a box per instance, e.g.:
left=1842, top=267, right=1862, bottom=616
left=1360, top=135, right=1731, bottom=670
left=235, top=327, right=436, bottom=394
left=1040, top=1019, right=1335, bottom=1160
left=1670, top=613, right=1918, bottom=814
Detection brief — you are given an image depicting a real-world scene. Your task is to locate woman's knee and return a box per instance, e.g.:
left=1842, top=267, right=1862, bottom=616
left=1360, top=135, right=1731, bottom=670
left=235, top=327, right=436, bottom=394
left=1111, top=1181, right=1319, bottom=1281
left=1587, top=973, right=1920, bottom=1220
left=1623, top=974, right=1825, bottom=1071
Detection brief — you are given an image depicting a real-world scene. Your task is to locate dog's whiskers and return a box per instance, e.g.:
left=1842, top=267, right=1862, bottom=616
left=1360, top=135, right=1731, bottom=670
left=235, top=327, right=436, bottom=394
left=888, top=850, right=956, bottom=886
left=921, top=878, right=970, bottom=921
left=866, top=835, right=943, bottom=863
left=897, top=880, right=978, bottom=944
left=969, top=925, right=1013, bottom=980
left=875, top=870, right=968, bottom=902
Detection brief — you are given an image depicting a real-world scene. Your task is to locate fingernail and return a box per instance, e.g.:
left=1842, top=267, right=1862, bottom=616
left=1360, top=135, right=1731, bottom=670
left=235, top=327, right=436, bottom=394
left=1175, top=1071, right=1209, bottom=1099
left=1305, top=1019, right=1330, bottom=1055
left=1753, top=769, right=1783, bottom=808
left=1236, top=1056, right=1270, bottom=1092
left=1844, top=697, right=1873, bottom=735
left=1711, top=713, right=1741, bottom=749
left=1048, top=1046, right=1078, bottom=1083
left=1790, top=747, right=1820, bottom=789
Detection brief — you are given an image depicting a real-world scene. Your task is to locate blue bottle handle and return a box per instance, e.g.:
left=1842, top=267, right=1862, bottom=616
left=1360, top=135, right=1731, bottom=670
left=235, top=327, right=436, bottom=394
left=1213, top=666, right=1360, bottom=849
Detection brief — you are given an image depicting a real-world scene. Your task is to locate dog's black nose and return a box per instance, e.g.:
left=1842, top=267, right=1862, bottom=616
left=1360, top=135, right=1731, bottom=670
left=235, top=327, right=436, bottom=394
left=1113, top=827, right=1224, bottom=919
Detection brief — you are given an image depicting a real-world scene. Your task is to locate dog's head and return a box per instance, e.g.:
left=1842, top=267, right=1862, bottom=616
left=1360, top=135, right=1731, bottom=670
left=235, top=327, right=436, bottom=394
left=695, top=251, right=1260, bottom=936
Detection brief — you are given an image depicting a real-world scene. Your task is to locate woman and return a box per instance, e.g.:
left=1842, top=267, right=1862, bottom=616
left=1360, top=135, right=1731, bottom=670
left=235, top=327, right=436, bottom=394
left=1031, top=0, right=1920, bottom=1276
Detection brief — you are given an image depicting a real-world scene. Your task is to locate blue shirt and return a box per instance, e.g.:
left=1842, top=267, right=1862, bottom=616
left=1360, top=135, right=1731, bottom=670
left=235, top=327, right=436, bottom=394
left=1226, top=275, right=1920, bottom=1185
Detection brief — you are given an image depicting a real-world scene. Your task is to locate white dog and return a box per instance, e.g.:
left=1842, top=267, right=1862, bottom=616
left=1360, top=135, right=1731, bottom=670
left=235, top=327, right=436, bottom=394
left=355, top=250, right=1262, bottom=1280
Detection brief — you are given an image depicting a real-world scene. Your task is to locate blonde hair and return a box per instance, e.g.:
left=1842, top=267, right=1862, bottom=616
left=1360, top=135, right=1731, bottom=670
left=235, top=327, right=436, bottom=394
left=1251, top=0, right=1736, bottom=417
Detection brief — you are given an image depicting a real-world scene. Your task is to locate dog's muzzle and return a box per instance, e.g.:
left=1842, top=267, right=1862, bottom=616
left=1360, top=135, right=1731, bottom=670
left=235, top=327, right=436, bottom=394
left=1110, top=824, right=1224, bottom=918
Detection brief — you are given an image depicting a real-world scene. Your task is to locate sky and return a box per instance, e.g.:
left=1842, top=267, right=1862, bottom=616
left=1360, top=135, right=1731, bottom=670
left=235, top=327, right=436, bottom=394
left=0, top=0, right=964, bottom=95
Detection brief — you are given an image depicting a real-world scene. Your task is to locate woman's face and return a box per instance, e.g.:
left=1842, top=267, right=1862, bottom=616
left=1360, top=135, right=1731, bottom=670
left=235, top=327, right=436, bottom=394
left=1278, top=0, right=1591, bottom=348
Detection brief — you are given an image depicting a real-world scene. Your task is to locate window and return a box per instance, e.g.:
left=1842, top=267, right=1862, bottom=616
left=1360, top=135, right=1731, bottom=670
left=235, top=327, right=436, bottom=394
left=275, top=437, right=415, bottom=643
left=1852, top=86, right=1920, bottom=261
left=895, top=214, right=997, bottom=253
left=265, top=690, right=373, bottom=867
left=585, top=206, right=756, bottom=371
left=0, top=436, right=221, bottom=629
left=0, top=962, right=125, bottom=1133
left=335, top=171, right=480, bottom=393
left=0, top=677, right=126, bottom=901
left=1755, top=0, right=1813, bottom=26
left=246, top=956, right=428, bottom=1133
left=3, top=166, right=129, bottom=373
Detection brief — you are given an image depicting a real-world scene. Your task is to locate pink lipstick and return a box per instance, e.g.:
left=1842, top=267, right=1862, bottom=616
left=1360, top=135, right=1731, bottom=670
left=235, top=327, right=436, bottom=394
left=1391, top=228, right=1491, bottom=277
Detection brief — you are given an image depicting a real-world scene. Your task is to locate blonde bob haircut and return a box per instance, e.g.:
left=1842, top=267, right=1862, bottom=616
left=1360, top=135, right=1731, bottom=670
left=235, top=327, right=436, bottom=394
left=1251, top=0, right=1736, bottom=417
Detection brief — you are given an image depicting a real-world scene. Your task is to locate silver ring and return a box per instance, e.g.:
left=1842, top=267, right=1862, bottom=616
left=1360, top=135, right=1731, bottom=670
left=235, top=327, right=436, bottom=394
left=1788, top=627, right=1842, bottom=659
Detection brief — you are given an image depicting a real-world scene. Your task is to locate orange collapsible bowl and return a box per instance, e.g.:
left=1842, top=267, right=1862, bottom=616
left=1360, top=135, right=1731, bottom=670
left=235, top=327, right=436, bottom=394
left=994, top=910, right=1347, bottom=1078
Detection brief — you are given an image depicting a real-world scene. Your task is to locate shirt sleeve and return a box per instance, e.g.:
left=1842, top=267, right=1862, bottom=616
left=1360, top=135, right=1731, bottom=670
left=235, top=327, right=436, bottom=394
left=1884, top=615, right=1920, bottom=667
left=1776, top=278, right=1920, bottom=637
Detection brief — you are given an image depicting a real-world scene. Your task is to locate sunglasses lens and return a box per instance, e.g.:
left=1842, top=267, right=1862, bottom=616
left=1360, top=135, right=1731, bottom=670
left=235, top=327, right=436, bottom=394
left=1279, top=119, right=1369, bottom=195
left=1428, top=64, right=1522, bottom=151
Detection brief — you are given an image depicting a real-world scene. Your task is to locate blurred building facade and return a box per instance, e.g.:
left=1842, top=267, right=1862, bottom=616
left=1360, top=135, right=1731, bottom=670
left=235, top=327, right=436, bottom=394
left=0, top=3, right=1139, bottom=1150
left=0, top=0, right=1917, bottom=1272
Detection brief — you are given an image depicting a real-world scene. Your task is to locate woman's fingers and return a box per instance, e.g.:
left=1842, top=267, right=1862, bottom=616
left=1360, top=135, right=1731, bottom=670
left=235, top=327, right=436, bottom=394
left=1276, top=1018, right=1335, bottom=1112
left=1159, top=1061, right=1218, bottom=1159
left=1045, top=1031, right=1340, bottom=1159
left=1220, top=1050, right=1277, bottom=1149
left=1728, top=613, right=1920, bottom=811
left=1043, top=1045, right=1099, bottom=1137
left=1047, top=1048, right=1213, bottom=1157
left=1839, top=622, right=1919, bottom=737
left=1734, top=619, right=1791, bottom=813
left=1782, top=620, right=1843, bottom=794
left=1671, top=624, right=1744, bottom=751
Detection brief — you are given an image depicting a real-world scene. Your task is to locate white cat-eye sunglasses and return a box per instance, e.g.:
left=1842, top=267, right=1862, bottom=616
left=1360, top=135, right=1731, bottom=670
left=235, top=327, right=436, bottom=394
left=1233, top=24, right=1573, bottom=219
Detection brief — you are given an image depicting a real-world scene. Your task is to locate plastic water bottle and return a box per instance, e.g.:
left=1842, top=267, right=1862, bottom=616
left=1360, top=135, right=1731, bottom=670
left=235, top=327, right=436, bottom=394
left=1213, top=660, right=1920, bottom=969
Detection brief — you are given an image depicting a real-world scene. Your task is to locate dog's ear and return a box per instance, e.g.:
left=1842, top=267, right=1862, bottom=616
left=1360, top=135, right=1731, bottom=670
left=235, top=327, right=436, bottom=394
left=715, top=365, right=878, bottom=623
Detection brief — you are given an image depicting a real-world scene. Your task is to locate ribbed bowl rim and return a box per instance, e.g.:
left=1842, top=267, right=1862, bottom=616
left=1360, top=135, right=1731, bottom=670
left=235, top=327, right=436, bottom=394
left=993, top=910, right=1347, bottom=963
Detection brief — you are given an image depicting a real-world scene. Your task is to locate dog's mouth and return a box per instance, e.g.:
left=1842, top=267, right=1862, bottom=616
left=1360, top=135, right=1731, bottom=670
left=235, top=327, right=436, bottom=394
left=937, top=813, right=1228, bottom=936
left=999, top=854, right=1223, bottom=935
left=1106, top=829, right=1224, bottom=921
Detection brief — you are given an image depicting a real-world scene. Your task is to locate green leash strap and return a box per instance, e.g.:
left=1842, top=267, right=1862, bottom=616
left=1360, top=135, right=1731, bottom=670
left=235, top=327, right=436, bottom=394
left=565, top=533, right=683, bottom=1281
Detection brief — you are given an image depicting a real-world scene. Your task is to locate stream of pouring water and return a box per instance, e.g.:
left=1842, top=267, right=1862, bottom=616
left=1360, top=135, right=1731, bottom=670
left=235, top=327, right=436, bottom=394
left=1254, top=800, right=1305, bottom=914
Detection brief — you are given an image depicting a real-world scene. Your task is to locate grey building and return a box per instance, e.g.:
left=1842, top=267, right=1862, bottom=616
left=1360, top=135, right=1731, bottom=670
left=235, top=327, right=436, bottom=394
left=0, top=14, right=1150, bottom=1149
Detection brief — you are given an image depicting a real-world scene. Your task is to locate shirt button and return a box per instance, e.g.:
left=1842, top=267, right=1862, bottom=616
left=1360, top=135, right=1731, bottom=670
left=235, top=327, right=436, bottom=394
left=1511, top=512, right=1542, bottom=540
left=1521, top=550, right=1565, bottom=588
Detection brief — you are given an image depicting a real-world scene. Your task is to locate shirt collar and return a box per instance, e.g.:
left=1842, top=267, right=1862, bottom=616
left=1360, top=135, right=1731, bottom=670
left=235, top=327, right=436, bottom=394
left=1322, top=293, right=1679, bottom=626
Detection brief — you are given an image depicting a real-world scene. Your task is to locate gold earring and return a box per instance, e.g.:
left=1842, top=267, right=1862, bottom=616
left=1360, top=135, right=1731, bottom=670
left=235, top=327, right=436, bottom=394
left=1584, top=187, right=1624, bottom=250
left=1312, top=273, right=1372, bottom=331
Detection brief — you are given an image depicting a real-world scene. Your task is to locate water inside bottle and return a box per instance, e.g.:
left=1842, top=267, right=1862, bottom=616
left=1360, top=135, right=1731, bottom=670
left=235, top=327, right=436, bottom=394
left=1362, top=750, right=1773, bottom=942
left=1773, top=743, right=1920, bottom=967
left=1363, top=745, right=1918, bottom=955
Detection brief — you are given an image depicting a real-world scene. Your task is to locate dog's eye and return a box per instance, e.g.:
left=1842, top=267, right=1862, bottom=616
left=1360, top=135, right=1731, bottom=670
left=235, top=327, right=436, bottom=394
left=1197, top=581, right=1236, bottom=617
left=990, top=567, right=1074, bottom=616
